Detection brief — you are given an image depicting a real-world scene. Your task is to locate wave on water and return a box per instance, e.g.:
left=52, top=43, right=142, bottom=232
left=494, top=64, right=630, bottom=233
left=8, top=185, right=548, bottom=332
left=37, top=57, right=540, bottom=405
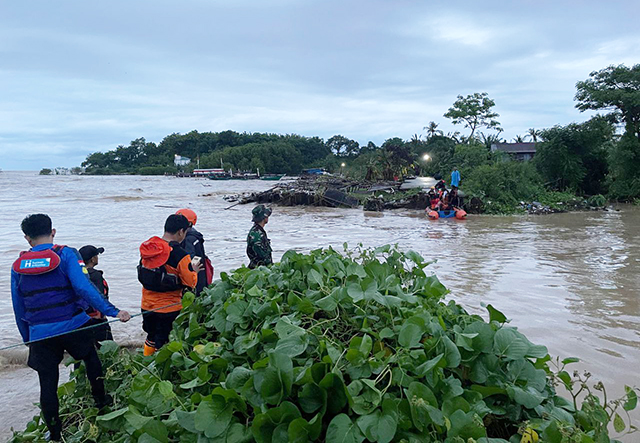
left=101, top=196, right=149, bottom=202
left=0, top=340, right=144, bottom=372
left=0, top=349, right=27, bottom=369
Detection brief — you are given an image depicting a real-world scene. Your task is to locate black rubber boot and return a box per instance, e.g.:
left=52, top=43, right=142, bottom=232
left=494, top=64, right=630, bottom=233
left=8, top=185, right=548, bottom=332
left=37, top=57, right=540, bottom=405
left=45, top=420, right=62, bottom=441
left=95, top=393, right=113, bottom=410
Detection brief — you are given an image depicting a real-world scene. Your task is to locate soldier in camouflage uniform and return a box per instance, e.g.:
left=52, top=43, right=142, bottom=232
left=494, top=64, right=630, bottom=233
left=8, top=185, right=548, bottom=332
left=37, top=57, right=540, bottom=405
left=247, top=205, right=273, bottom=269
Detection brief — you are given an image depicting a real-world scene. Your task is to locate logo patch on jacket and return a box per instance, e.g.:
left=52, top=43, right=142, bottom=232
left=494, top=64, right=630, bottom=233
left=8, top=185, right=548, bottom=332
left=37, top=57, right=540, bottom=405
left=20, top=258, right=51, bottom=269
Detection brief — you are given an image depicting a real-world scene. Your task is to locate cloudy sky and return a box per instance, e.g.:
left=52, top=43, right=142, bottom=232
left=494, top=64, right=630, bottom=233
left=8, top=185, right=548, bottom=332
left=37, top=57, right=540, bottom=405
left=1, top=0, right=638, bottom=170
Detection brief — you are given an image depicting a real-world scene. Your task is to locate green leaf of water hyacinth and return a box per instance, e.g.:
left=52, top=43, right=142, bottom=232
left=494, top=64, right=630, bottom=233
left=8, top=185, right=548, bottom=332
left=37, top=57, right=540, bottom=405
left=12, top=245, right=633, bottom=443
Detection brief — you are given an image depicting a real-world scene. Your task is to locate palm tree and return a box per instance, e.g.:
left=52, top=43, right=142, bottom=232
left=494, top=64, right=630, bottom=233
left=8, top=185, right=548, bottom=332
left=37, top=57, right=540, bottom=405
left=480, top=132, right=504, bottom=151
left=364, top=158, right=380, bottom=181
left=513, top=135, right=525, bottom=143
left=527, top=128, right=540, bottom=142
left=423, top=121, right=443, bottom=139
left=446, top=131, right=462, bottom=144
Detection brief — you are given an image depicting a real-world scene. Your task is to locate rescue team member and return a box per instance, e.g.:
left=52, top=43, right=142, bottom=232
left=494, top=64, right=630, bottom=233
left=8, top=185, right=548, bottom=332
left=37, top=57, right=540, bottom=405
left=138, top=214, right=202, bottom=356
left=175, top=208, right=213, bottom=294
left=428, top=188, right=441, bottom=210
left=448, top=186, right=462, bottom=208
left=246, top=205, right=273, bottom=269
left=11, top=214, right=131, bottom=441
left=451, top=167, right=461, bottom=188
left=79, top=245, right=113, bottom=344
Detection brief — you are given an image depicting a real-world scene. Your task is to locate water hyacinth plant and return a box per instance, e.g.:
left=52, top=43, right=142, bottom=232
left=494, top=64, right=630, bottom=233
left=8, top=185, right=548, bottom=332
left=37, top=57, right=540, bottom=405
left=11, top=245, right=638, bottom=443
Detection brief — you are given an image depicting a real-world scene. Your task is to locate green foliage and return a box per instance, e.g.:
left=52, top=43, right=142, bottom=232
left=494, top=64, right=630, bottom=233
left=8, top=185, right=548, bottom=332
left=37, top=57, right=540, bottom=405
left=575, top=64, right=640, bottom=140
left=11, top=247, right=638, bottom=443
left=535, top=116, right=614, bottom=195
left=201, top=141, right=304, bottom=175
left=139, top=166, right=177, bottom=175
left=327, top=135, right=360, bottom=158
left=344, top=151, right=382, bottom=181
left=419, top=136, right=458, bottom=178
left=607, top=134, right=640, bottom=200
left=536, top=190, right=586, bottom=211
left=82, top=132, right=331, bottom=175
left=444, top=92, right=502, bottom=139
left=587, top=194, right=607, bottom=207
left=378, top=138, right=417, bottom=180
left=450, top=143, right=492, bottom=179
left=39, top=168, right=52, bottom=175
left=463, top=161, right=544, bottom=214
left=423, top=121, right=443, bottom=139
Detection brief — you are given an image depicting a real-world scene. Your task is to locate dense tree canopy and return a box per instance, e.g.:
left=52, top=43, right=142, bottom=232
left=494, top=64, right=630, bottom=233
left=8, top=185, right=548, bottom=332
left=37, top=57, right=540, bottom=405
left=575, top=64, right=640, bottom=141
left=82, top=131, right=330, bottom=175
left=535, top=116, right=614, bottom=195
left=444, top=92, right=502, bottom=140
left=326, top=135, right=360, bottom=157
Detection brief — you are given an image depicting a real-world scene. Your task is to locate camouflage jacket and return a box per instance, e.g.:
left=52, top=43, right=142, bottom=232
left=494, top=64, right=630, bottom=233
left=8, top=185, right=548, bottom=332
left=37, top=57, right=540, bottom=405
left=246, top=224, right=272, bottom=269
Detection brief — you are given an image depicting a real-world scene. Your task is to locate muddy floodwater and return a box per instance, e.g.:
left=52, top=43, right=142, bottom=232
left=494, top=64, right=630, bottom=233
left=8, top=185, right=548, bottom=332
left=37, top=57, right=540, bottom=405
left=1, top=172, right=639, bottom=440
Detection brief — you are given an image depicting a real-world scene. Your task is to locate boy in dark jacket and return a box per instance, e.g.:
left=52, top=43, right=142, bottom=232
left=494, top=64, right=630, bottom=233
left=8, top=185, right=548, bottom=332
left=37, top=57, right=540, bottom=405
left=79, top=245, right=113, bottom=344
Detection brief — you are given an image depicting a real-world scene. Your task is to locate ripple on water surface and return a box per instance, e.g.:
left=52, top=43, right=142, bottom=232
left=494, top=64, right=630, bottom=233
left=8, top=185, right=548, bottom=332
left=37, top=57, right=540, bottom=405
left=0, top=172, right=639, bottom=433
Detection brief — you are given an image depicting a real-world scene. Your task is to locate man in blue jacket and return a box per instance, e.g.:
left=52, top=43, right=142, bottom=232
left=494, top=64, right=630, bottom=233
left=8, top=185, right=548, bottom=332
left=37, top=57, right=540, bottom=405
left=11, top=214, right=131, bottom=441
left=451, top=167, right=461, bottom=188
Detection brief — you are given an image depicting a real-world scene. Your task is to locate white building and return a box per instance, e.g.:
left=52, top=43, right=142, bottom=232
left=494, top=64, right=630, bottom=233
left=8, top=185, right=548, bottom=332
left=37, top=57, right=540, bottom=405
left=174, top=154, right=191, bottom=166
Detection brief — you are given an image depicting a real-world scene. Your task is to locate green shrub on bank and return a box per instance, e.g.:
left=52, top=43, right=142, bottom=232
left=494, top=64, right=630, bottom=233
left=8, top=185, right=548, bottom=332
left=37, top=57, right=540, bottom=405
left=11, top=247, right=638, bottom=443
left=462, top=162, right=544, bottom=214
left=139, top=166, right=176, bottom=175
left=607, top=135, right=640, bottom=201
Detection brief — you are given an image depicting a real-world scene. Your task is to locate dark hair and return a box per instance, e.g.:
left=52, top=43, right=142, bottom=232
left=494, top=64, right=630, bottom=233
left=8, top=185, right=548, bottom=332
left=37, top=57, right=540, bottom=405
left=164, top=214, right=190, bottom=234
left=21, top=214, right=53, bottom=239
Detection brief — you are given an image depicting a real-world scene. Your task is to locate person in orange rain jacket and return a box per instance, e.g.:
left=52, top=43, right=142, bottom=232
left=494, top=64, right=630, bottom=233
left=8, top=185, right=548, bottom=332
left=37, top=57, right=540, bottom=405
left=428, top=188, right=441, bottom=210
left=137, top=214, right=202, bottom=356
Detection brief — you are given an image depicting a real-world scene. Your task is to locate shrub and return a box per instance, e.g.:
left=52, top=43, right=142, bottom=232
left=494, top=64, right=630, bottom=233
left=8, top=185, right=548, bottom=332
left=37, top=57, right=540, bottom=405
left=607, top=135, right=640, bottom=200
left=139, top=166, right=174, bottom=175
left=462, top=161, right=544, bottom=214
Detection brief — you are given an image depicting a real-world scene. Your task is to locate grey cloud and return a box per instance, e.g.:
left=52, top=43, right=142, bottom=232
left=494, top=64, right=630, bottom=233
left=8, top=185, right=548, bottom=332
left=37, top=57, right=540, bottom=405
left=0, top=0, right=638, bottom=169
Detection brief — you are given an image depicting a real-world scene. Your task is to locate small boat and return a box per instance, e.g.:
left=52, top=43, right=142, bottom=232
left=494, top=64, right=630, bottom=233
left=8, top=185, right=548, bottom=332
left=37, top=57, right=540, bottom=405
left=260, top=174, right=285, bottom=181
left=208, top=173, right=231, bottom=180
left=427, top=209, right=467, bottom=220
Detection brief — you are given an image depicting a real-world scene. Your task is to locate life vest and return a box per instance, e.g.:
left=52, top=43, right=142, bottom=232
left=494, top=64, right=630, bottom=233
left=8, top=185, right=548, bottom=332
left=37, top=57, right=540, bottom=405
left=137, top=261, right=184, bottom=292
left=87, top=268, right=109, bottom=319
left=12, top=245, right=84, bottom=325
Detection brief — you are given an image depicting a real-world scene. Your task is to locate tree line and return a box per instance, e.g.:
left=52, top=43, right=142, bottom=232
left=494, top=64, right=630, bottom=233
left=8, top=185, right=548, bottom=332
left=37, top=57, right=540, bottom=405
left=80, top=63, right=640, bottom=205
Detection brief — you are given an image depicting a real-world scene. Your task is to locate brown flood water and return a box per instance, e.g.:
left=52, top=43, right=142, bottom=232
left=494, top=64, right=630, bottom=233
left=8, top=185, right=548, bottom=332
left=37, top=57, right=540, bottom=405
left=0, top=172, right=638, bottom=440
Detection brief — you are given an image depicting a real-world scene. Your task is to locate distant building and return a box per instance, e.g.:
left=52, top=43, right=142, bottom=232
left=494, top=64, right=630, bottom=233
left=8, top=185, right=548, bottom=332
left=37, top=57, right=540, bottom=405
left=193, top=168, right=224, bottom=177
left=174, top=154, right=191, bottom=166
left=491, top=142, right=536, bottom=161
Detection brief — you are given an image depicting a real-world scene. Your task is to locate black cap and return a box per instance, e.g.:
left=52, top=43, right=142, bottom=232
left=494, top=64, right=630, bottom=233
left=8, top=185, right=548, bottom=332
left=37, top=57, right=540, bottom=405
left=79, top=245, right=104, bottom=262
